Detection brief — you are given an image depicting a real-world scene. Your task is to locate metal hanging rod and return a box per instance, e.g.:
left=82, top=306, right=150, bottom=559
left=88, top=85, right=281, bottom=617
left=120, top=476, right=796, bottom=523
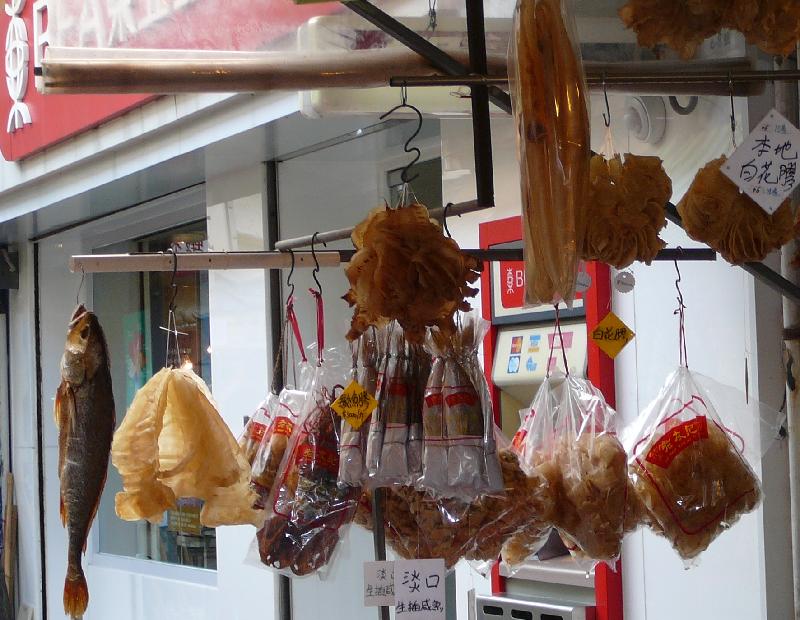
left=69, top=247, right=716, bottom=274
left=391, top=68, right=800, bottom=89
left=274, top=199, right=486, bottom=250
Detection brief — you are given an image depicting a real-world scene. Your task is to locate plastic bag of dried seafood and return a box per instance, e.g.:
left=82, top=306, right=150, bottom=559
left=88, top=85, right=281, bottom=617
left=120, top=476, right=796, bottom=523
left=510, top=0, right=590, bottom=306
left=239, top=397, right=277, bottom=468
left=624, top=367, right=762, bottom=562
left=512, top=373, right=627, bottom=568
left=420, top=311, right=503, bottom=501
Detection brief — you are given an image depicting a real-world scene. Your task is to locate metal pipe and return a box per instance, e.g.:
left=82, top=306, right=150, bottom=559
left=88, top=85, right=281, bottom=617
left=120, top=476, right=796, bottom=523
left=40, top=47, right=507, bottom=94
left=69, top=247, right=716, bottom=274
left=344, top=0, right=512, bottom=113
left=465, top=0, right=495, bottom=209
left=274, top=199, right=485, bottom=250
left=371, top=488, right=390, bottom=620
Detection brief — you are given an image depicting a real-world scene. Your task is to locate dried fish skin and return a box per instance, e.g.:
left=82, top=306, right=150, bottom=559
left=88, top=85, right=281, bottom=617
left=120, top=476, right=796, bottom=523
left=112, top=367, right=261, bottom=528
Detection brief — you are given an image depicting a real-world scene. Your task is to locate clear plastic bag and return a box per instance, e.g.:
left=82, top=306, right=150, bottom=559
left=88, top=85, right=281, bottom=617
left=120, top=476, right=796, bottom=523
left=239, top=395, right=277, bottom=468
left=338, top=328, right=380, bottom=487
left=420, top=311, right=503, bottom=501
left=514, top=373, right=627, bottom=565
left=406, top=343, right=430, bottom=481
left=625, top=367, right=762, bottom=561
left=510, top=0, right=590, bottom=306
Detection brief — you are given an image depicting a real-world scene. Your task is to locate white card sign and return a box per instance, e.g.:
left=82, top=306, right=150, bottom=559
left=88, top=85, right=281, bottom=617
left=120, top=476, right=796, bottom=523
left=722, top=108, right=800, bottom=214
left=393, top=559, right=446, bottom=618
left=364, top=561, right=395, bottom=607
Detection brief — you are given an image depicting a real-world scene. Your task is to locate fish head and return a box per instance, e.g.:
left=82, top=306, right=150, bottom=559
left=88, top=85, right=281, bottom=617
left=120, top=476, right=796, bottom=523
left=60, top=305, right=108, bottom=383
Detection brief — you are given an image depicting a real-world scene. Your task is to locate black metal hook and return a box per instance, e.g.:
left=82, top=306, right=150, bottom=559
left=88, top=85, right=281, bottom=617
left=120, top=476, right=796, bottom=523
left=75, top=266, right=85, bottom=306
left=728, top=72, right=737, bottom=146
left=442, top=202, right=457, bottom=238
left=311, top=232, right=326, bottom=295
left=380, top=86, right=422, bottom=185
left=602, top=73, right=611, bottom=128
left=286, top=249, right=297, bottom=301
left=167, top=247, right=178, bottom=312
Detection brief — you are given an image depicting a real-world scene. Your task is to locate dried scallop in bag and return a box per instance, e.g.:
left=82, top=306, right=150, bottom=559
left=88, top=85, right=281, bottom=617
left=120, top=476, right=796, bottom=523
left=626, top=367, right=762, bottom=561
left=338, top=329, right=380, bottom=487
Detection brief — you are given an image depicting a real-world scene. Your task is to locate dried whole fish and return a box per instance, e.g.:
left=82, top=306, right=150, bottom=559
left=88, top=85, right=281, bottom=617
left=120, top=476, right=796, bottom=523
left=112, top=367, right=260, bottom=528
left=56, top=305, right=115, bottom=618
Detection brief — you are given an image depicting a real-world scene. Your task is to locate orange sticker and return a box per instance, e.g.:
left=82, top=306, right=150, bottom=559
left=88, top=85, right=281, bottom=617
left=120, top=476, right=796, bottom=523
left=271, top=417, right=294, bottom=437
left=249, top=422, right=267, bottom=443
left=445, top=391, right=478, bottom=408
left=645, top=416, right=708, bottom=468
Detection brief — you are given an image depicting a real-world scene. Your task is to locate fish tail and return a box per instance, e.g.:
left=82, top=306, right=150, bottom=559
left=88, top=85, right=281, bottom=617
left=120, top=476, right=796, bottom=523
left=63, top=569, right=88, bottom=618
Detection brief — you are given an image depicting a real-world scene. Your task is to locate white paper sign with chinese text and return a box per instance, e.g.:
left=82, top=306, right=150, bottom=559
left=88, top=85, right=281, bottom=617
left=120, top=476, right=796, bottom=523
left=394, top=559, right=446, bottom=618
left=364, top=561, right=395, bottom=607
left=722, top=109, right=800, bottom=214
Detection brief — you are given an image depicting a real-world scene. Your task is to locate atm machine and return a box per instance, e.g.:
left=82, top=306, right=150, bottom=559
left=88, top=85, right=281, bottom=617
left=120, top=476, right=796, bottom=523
left=476, top=216, right=623, bottom=620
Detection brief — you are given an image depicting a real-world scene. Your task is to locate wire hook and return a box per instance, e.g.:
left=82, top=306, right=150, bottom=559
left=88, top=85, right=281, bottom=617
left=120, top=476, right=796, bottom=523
left=673, top=255, right=688, bottom=367
left=167, top=247, right=178, bottom=312
left=311, top=232, right=326, bottom=295
left=602, top=72, right=611, bottom=128
left=286, top=249, right=297, bottom=302
left=728, top=72, right=737, bottom=148
left=75, top=265, right=85, bottom=306
left=381, top=86, right=423, bottom=185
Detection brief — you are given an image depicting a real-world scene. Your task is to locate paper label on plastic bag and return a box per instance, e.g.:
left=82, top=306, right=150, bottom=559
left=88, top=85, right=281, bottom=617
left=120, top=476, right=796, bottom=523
left=364, top=561, right=395, bottom=607
left=271, top=416, right=294, bottom=437
left=249, top=422, right=267, bottom=442
left=646, top=416, right=709, bottom=468
left=332, top=380, right=378, bottom=430
left=394, top=559, right=446, bottom=618
left=590, top=312, right=635, bottom=359
left=722, top=108, right=800, bottom=214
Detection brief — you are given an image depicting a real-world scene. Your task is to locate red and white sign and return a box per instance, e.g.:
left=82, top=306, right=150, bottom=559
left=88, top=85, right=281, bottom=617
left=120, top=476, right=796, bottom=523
left=1, top=0, right=337, bottom=160
left=499, top=260, right=525, bottom=309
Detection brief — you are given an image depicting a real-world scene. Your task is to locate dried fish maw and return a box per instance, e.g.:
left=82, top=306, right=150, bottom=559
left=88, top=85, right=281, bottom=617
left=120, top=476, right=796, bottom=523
left=677, top=156, right=793, bottom=264
left=582, top=154, right=671, bottom=268
left=112, top=368, right=260, bottom=527
left=113, top=368, right=175, bottom=522
left=344, top=203, right=480, bottom=343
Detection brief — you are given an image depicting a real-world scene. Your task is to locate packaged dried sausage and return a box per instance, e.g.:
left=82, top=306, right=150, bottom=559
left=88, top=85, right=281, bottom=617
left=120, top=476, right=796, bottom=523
left=420, top=311, right=503, bottom=501
left=626, top=367, right=762, bottom=561
left=338, top=329, right=380, bottom=487
left=239, top=396, right=277, bottom=467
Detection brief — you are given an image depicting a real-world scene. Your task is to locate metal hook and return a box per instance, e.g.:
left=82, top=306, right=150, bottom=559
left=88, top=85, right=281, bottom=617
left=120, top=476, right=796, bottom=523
left=311, top=232, right=326, bottom=295
left=380, top=87, right=423, bottom=185
left=728, top=72, right=737, bottom=147
left=75, top=266, right=85, bottom=306
left=167, top=247, right=178, bottom=312
left=601, top=73, right=611, bottom=128
left=673, top=254, right=688, bottom=367
left=286, top=249, right=297, bottom=301
left=442, top=202, right=458, bottom=238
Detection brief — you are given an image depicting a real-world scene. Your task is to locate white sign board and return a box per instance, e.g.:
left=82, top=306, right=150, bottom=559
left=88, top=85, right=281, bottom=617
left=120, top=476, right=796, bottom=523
left=393, top=559, right=446, bottom=618
left=722, top=108, right=800, bottom=214
left=364, top=561, right=395, bottom=608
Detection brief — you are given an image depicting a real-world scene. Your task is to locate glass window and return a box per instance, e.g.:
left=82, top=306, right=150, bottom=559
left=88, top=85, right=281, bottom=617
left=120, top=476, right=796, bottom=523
left=94, top=221, right=215, bottom=569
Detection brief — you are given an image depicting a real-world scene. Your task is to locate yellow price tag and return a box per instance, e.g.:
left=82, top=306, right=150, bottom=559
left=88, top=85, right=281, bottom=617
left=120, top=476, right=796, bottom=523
left=590, top=311, right=635, bottom=359
left=331, top=380, right=378, bottom=430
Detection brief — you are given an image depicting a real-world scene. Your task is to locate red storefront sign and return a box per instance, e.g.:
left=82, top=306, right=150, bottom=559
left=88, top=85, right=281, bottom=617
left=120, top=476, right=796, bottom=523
left=1, top=0, right=336, bottom=161
left=499, top=260, right=525, bottom=309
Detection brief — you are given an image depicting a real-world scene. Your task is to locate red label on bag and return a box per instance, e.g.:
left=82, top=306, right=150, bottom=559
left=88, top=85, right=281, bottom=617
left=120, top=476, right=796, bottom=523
left=645, top=416, right=708, bottom=468
left=388, top=380, right=408, bottom=397
left=295, top=444, right=339, bottom=473
left=445, top=391, right=479, bottom=408
left=249, top=422, right=267, bottom=443
left=425, top=392, right=443, bottom=408
left=271, top=417, right=294, bottom=437
left=511, top=429, right=527, bottom=452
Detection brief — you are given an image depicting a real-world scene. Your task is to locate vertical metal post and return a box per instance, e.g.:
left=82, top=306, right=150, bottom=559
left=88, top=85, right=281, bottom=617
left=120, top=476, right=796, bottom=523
left=465, top=0, right=495, bottom=207
left=372, top=488, right=390, bottom=620
left=266, top=160, right=293, bottom=620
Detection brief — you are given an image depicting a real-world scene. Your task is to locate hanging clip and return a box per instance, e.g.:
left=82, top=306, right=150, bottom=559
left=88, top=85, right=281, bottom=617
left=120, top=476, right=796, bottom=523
left=160, top=248, right=187, bottom=369
left=380, top=85, right=423, bottom=186
left=602, top=72, right=611, bottom=128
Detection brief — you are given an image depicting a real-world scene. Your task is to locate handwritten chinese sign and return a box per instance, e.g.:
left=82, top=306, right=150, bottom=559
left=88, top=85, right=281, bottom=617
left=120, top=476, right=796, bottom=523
left=646, top=416, right=708, bottom=468
left=393, top=559, right=446, bottom=619
left=723, top=109, right=800, bottom=214
left=590, top=312, right=635, bottom=359
left=331, top=380, right=378, bottom=430
left=364, top=561, right=395, bottom=607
